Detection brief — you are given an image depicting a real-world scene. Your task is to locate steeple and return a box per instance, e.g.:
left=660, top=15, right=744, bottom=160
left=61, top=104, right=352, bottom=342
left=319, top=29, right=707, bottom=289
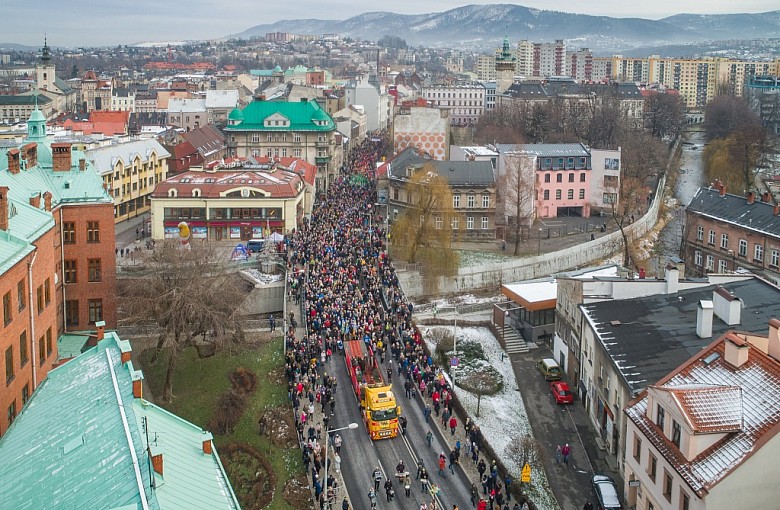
left=41, top=36, right=51, bottom=64
left=495, top=34, right=517, bottom=95
left=27, top=91, right=47, bottom=142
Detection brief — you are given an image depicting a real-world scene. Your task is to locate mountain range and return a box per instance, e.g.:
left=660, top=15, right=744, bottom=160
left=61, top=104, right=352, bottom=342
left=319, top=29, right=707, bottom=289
left=232, top=4, right=780, bottom=53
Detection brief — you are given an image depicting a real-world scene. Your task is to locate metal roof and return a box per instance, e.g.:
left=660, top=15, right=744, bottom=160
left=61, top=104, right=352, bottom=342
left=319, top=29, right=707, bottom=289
left=686, top=186, right=780, bottom=238
left=0, top=333, right=240, bottom=510
left=86, top=138, right=171, bottom=177
left=223, top=98, right=335, bottom=132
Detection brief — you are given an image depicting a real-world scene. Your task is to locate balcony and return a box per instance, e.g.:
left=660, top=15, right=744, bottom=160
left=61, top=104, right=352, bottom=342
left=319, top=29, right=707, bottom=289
left=315, top=156, right=332, bottom=164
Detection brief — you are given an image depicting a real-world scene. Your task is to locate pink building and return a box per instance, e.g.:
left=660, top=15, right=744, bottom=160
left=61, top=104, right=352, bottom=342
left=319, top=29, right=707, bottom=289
left=525, top=144, right=593, bottom=218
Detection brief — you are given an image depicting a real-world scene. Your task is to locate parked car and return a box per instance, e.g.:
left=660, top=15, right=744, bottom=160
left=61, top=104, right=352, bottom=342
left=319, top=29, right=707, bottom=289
left=550, top=381, right=573, bottom=404
left=592, top=474, right=622, bottom=510
left=536, top=358, right=562, bottom=380
left=246, top=239, right=265, bottom=253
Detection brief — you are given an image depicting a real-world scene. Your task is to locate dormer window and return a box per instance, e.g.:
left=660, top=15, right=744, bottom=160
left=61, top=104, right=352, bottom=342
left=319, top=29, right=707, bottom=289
left=671, top=420, right=681, bottom=447
left=192, top=189, right=201, bottom=197
left=168, top=188, right=177, bottom=198
left=656, top=405, right=665, bottom=431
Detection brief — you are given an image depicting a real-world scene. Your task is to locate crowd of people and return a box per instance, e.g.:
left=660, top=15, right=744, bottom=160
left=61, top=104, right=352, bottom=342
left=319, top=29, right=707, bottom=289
left=282, top=133, right=524, bottom=510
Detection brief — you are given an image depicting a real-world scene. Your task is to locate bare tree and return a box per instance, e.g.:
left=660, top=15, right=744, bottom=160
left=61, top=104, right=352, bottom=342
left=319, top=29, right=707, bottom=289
left=119, top=241, right=248, bottom=401
left=497, top=153, right=536, bottom=255
left=643, top=93, right=686, bottom=140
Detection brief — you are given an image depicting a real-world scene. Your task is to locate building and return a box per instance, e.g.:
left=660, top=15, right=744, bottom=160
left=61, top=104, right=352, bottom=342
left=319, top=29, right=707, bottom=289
left=624, top=320, right=780, bottom=510
left=167, top=97, right=207, bottom=131
left=381, top=147, right=497, bottom=240
left=683, top=184, right=780, bottom=285
left=0, top=108, right=117, bottom=435
left=392, top=106, right=450, bottom=161
left=205, top=89, right=240, bottom=125
left=150, top=156, right=316, bottom=241
left=0, top=95, right=55, bottom=124
left=570, top=270, right=780, bottom=476
left=33, top=39, right=78, bottom=115
left=746, top=75, right=780, bottom=136
left=224, top=97, right=340, bottom=192
left=182, top=124, right=228, bottom=166
left=111, top=88, right=136, bottom=112
left=85, top=138, right=171, bottom=222
left=420, top=82, right=486, bottom=126
left=343, top=75, right=392, bottom=132
left=495, top=35, right=517, bottom=94
left=0, top=328, right=241, bottom=509
left=80, top=70, right=112, bottom=112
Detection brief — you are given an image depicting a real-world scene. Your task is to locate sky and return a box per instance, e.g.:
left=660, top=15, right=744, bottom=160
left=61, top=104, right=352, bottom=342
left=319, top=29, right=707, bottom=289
left=2, top=0, right=778, bottom=48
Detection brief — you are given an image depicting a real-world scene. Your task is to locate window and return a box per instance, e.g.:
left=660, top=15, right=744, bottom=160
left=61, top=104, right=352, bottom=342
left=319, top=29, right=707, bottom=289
left=466, top=217, right=474, bottom=229
left=718, top=259, right=728, bottom=273
left=64, top=260, right=77, bottom=283
left=66, top=300, right=79, bottom=326
left=22, top=383, right=29, bottom=405
left=694, top=250, right=702, bottom=266
left=38, top=336, right=45, bottom=365
left=579, top=189, right=585, bottom=199
left=706, top=255, right=714, bottom=271
left=648, top=453, right=657, bottom=482
left=17, top=280, right=24, bottom=312
left=46, top=328, right=52, bottom=357
left=656, top=405, right=666, bottom=431
left=36, top=286, right=43, bottom=314
left=672, top=420, right=681, bottom=447
left=755, top=244, right=764, bottom=262
left=738, top=239, right=747, bottom=256
left=7, top=401, right=15, bottom=427
left=482, top=195, right=490, bottom=208
left=696, top=226, right=704, bottom=241
left=88, top=259, right=101, bottom=282
left=543, top=190, right=550, bottom=200
left=453, top=195, right=460, bottom=208
left=451, top=217, right=459, bottom=230
left=5, top=346, right=13, bottom=383
left=88, top=299, right=103, bottom=323
left=603, top=193, right=617, bottom=204
left=556, top=173, right=563, bottom=183
left=633, top=435, right=642, bottom=461
left=251, top=133, right=260, bottom=143
left=580, top=173, right=586, bottom=182
left=708, top=229, right=715, bottom=245
left=63, top=222, right=75, bottom=243
left=435, top=217, right=443, bottom=229
left=555, top=190, right=562, bottom=200
left=544, top=174, right=550, bottom=183
left=2, top=292, right=10, bottom=326
left=681, top=492, right=690, bottom=510
left=663, top=470, right=673, bottom=501
left=568, top=173, right=575, bottom=183
left=467, top=195, right=475, bottom=208
left=567, top=189, right=574, bottom=200
left=19, top=331, right=27, bottom=367
left=720, top=233, right=728, bottom=249
left=44, top=279, right=50, bottom=306
left=771, top=249, right=779, bottom=268
left=294, top=133, right=301, bottom=142
left=648, top=503, right=654, bottom=510
left=481, top=217, right=489, bottom=229
left=87, top=221, right=100, bottom=243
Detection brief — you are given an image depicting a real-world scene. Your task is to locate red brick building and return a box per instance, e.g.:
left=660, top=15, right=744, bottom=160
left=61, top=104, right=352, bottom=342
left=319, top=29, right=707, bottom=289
left=0, top=109, right=116, bottom=436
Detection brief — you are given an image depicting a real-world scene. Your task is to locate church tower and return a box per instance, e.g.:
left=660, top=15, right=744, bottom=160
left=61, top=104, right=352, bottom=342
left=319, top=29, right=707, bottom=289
left=36, top=37, right=57, bottom=92
left=495, top=35, right=516, bottom=94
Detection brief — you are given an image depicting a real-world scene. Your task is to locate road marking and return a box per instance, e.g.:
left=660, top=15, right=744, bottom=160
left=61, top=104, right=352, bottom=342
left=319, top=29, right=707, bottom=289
left=400, top=426, right=445, bottom=509
left=565, top=406, right=594, bottom=475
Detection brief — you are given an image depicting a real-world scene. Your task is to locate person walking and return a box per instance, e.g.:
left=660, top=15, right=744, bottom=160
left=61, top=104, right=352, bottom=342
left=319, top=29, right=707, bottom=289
left=403, top=472, right=412, bottom=497
left=555, top=444, right=562, bottom=464
left=400, top=415, right=408, bottom=436
left=424, top=404, right=432, bottom=423
left=384, top=479, right=394, bottom=502
left=449, top=449, right=457, bottom=475
left=334, top=453, right=342, bottom=474
left=438, top=452, right=447, bottom=477
left=449, top=416, right=458, bottom=435
left=334, top=434, right=342, bottom=454
left=562, top=443, right=571, bottom=464
left=583, top=502, right=594, bottom=510
left=372, top=466, right=382, bottom=491
left=420, top=467, right=430, bottom=493
left=269, top=314, right=275, bottom=332
left=426, top=430, right=434, bottom=448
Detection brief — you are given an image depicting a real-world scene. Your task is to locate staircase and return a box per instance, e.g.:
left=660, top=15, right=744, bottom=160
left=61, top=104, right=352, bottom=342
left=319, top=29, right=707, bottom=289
left=503, top=326, right=529, bottom=354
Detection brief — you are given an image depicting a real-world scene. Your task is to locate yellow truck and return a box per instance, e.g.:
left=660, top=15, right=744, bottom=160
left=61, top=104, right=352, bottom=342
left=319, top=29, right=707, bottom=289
left=345, top=340, right=400, bottom=439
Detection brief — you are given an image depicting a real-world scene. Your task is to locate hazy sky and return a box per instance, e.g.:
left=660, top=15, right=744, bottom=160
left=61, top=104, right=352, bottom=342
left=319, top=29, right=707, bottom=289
left=3, top=0, right=778, bottom=47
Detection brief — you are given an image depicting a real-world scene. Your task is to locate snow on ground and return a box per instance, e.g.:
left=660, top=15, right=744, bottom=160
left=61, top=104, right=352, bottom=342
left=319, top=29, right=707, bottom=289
left=457, top=249, right=512, bottom=267
left=241, top=268, right=283, bottom=285
left=422, top=326, right=559, bottom=510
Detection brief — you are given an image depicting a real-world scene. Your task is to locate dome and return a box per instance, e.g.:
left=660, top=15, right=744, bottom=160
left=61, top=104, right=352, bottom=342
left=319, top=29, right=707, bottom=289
left=227, top=108, right=243, bottom=121
left=28, top=109, right=46, bottom=122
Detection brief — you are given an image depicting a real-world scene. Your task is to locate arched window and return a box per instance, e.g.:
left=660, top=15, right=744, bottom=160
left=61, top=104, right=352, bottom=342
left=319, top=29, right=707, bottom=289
left=168, top=188, right=177, bottom=197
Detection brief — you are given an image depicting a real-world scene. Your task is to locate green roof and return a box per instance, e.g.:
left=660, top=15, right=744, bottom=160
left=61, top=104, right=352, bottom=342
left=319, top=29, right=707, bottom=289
left=0, top=95, right=52, bottom=105
left=0, top=332, right=240, bottom=510
left=227, top=107, right=243, bottom=121
left=223, top=99, right=335, bottom=132
left=57, top=333, right=90, bottom=359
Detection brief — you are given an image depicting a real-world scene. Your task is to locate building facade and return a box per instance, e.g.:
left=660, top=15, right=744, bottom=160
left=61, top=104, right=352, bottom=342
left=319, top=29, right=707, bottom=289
left=150, top=157, right=316, bottom=241
left=420, top=82, right=486, bottom=126
left=392, top=106, right=450, bottom=161
left=86, top=139, right=171, bottom=222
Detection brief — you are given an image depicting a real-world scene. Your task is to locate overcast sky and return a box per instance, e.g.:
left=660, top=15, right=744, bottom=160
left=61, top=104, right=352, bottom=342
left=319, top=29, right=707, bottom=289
left=4, top=0, right=778, bottom=48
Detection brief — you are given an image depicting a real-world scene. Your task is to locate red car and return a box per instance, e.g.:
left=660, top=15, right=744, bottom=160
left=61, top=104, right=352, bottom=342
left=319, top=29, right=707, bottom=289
left=551, top=381, right=573, bottom=404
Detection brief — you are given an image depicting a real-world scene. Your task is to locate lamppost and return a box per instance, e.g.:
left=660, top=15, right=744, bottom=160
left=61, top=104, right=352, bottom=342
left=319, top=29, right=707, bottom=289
left=323, top=422, right=358, bottom=509
left=537, top=228, right=543, bottom=256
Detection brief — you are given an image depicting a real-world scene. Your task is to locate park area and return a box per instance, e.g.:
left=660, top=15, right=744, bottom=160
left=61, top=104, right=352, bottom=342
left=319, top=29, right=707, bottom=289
left=137, top=335, right=310, bottom=510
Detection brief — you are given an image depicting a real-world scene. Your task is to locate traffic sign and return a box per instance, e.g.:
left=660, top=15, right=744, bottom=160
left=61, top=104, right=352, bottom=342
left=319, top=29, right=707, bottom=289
left=628, top=480, right=641, bottom=487
left=521, top=463, right=531, bottom=483
left=450, top=357, right=459, bottom=367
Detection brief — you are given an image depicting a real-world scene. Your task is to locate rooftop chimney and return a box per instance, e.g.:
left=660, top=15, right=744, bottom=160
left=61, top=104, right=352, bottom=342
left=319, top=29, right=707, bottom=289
left=768, top=319, right=780, bottom=361
left=713, top=286, right=742, bottom=326
left=720, top=184, right=726, bottom=197
left=665, top=263, right=680, bottom=294
left=747, top=191, right=755, bottom=204
left=762, top=192, right=771, bottom=203
left=51, top=143, right=73, bottom=172
left=724, top=334, right=749, bottom=369
left=78, top=158, right=86, bottom=172
left=132, top=371, right=144, bottom=399
left=29, top=192, right=41, bottom=209
left=7, top=150, right=20, bottom=175
left=151, top=451, right=164, bottom=476
left=43, top=191, right=52, bottom=212
left=202, top=435, right=213, bottom=455
left=0, top=186, right=9, bottom=232
left=95, top=320, right=105, bottom=342
left=696, top=300, right=713, bottom=339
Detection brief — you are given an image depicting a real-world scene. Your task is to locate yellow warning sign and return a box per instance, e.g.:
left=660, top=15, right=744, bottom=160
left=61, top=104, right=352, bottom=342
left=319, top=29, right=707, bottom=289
left=521, top=463, right=531, bottom=483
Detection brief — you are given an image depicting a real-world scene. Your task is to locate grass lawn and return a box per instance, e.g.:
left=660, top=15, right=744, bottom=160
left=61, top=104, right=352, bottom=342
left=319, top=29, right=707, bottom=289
left=138, top=338, right=302, bottom=510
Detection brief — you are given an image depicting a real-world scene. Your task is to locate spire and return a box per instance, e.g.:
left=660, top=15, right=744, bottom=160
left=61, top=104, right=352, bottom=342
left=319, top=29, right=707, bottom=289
left=41, top=36, right=51, bottom=64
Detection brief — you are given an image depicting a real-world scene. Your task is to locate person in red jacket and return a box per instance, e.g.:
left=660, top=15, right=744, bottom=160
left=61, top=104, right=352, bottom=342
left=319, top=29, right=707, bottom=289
left=477, top=498, right=487, bottom=510
left=449, top=416, right=458, bottom=435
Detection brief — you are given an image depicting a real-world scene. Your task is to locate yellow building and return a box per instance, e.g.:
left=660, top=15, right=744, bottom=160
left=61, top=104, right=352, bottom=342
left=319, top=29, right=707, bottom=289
left=85, top=139, right=170, bottom=222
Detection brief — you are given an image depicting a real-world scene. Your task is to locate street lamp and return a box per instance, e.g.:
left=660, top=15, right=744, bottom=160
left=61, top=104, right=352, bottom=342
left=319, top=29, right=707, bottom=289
left=323, top=422, right=359, bottom=509
left=537, top=228, right=543, bottom=256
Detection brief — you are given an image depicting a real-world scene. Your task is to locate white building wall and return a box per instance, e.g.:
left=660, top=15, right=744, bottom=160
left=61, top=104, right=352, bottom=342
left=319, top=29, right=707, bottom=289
left=589, top=148, right=621, bottom=214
